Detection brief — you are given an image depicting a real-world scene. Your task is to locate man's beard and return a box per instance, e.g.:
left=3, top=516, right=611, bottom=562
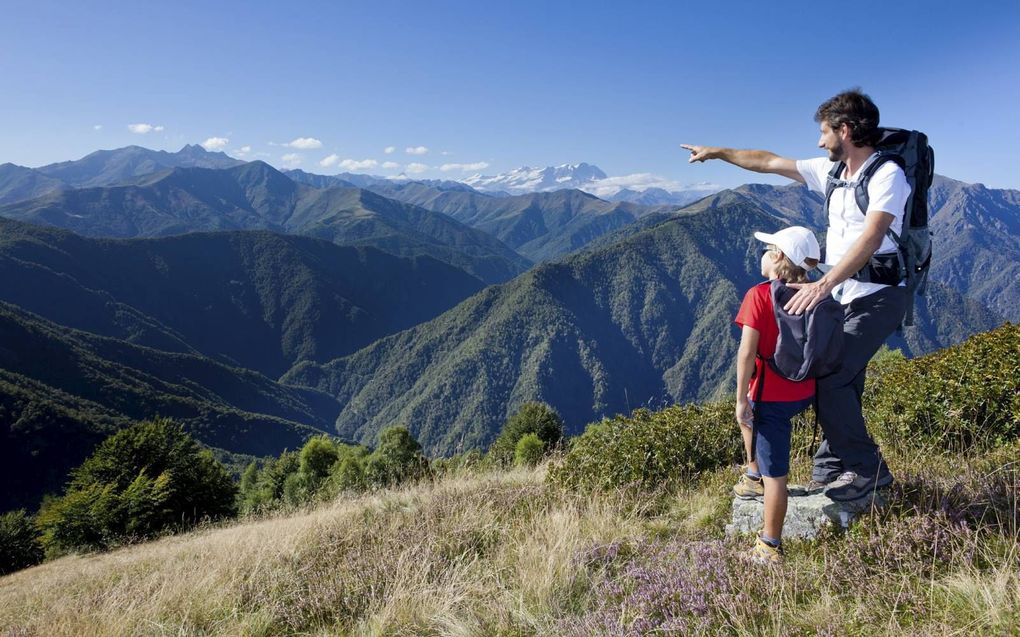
left=826, top=143, right=846, bottom=162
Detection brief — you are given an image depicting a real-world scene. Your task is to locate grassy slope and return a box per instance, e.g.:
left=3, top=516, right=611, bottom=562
left=1, top=439, right=1017, bottom=636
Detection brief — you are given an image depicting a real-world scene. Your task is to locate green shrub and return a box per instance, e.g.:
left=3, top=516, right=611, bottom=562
left=865, top=323, right=1020, bottom=450
left=548, top=402, right=741, bottom=491
left=328, top=455, right=367, bottom=493
left=489, top=402, right=564, bottom=467
left=299, top=435, right=341, bottom=490
left=364, top=426, right=430, bottom=487
left=0, top=509, right=44, bottom=575
left=36, top=418, right=236, bottom=554
left=514, top=433, right=545, bottom=467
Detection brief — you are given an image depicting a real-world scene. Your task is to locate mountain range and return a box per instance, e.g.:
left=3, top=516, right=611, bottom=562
left=1, top=144, right=1017, bottom=509
left=0, top=160, right=531, bottom=285
left=0, top=144, right=243, bottom=205
left=0, top=218, right=485, bottom=378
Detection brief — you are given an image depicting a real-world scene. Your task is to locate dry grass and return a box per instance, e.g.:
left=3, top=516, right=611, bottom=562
left=2, top=450, right=1017, bottom=637
left=0, top=464, right=646, bottom=636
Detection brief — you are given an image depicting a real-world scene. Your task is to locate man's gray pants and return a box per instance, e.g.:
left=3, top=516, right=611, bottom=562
left=812, top=286, right=907, bottom=482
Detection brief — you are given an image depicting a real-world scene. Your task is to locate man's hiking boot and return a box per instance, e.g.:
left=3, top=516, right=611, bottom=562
left=783, top=472, right=840, bottom=497
left=744, top=536, right=784, bottom=565
left=825, top=470, right=894, bottom=501
left=733, top=473, right=764, bottom=500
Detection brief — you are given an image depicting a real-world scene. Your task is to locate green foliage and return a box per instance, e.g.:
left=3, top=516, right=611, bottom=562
left=299, top=435, right=341, bottom=490
left=865, top=323, right=1020, bottom=450
left=548, top=402, right=742, bottom=491
left=364, top=426, right=430, bottom=488
left=36, top=418, right=237, bottom=554
left=328, top=455, right=367, bottom=493
left=0, top=509, right=43, bottom=575
left=514, top=433, right=545, bottom=467
left=489, top=402, right=564, bottom=467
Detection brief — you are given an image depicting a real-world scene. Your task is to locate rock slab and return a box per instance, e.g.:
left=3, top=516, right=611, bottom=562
left=725, top=489, right=888, bottom=540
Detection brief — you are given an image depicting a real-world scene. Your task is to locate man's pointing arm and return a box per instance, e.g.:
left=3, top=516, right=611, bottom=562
left=680, top=144, right=805, bottom=184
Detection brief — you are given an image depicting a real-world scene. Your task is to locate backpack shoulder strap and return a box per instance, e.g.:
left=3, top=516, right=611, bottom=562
left=823, top=161, right=845, bottom=212
left=853, top=152, right=903, bottom=218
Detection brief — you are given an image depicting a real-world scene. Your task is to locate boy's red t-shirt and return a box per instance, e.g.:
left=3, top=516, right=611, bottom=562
left=734, top=281, right=816, bottom=402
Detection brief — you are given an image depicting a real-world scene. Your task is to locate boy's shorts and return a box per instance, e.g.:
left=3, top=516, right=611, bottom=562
left=749, top=397, right=812, bottom=478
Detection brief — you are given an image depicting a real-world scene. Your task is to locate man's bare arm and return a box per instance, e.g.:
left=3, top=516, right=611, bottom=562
left=680, top=144, right=804, bottom=184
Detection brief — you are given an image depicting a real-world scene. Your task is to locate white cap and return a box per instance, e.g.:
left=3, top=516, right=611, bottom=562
left=753, top=226, right=820, bottom=269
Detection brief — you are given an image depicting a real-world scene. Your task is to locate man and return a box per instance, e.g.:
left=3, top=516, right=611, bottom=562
left=682, top=88, right=907, bottom=500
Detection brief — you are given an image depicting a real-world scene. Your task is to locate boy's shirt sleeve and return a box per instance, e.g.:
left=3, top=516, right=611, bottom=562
left=734, top=285, right=767, bottom=331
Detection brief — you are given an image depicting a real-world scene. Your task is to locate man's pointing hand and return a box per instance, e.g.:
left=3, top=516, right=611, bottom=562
left=681, top=144, right=716, bottom=163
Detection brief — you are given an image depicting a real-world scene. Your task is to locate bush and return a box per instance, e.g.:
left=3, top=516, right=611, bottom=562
left=299, top=435, right=341, bottom=490
left=0, top=509, right=44, bottom=575
left=865, top=323, right=1020, bottom=450
left=364, top=426, right=430, bottom=487
left=36, top=418, right=237, bottom=554
left=514, top=433, right=545, bottom=467
left=489, top=402, right=564, bottom=467
left=329, top=455, right=367, bottom=493
left=548, top=402, right=741, bottom=491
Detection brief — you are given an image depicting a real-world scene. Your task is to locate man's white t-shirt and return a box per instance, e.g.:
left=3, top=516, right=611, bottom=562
left=796, top=154, right=911, bottom=305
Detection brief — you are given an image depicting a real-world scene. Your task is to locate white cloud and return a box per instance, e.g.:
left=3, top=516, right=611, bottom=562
left=93, top=124, right=102, bottom=131
left=286, top=137, right=323, bottom=150
left=128, top=123, right=164, bottom=134
left=384, top=146, right=396, bottom=154
left=405, top=162, right=429, bottom=174
left=319, top=154, right=340, bottom=168
left=338, top=158, right=378, bottom=171
left=405, top=146, right=429, bottom=155
left=281, top=153, right=302, bottom=167
left=232, top=145, right=253, bottom=159
left=201, top=137, right=230, bottom=151
left=440, top=161, right=490, bottom=172
left=381, top=161, right=400, bottom=170
left=578, top=173, right=721, bottom=199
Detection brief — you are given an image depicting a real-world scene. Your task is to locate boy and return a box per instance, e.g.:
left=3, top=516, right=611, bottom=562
left=733, top=226, right=820, bottom=563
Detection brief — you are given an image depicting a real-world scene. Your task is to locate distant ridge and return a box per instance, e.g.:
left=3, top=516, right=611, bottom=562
left=0, top=160, right=532, bottom=284
left=0, top=144, right=244, bottom=204
left=0, top=217, right=486, bottom=378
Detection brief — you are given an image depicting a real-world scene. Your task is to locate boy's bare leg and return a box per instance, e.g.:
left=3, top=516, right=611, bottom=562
left=762, top=475, right=789, bottom=540
left=740, top=423, right=759, bottom=474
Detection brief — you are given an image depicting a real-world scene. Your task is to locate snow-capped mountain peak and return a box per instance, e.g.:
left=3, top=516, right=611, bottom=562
left=464, top=162, right=607, bottom=194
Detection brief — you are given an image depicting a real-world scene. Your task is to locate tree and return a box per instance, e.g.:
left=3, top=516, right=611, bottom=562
left=298, top=435, right=340, bottom=488
left=364, top=426, right=430, bottom=487
left=36, top=418, right=237, bottom=554
left=489, top=402, right=564, bottom=466
left=0, top=509, right=44, bottom=575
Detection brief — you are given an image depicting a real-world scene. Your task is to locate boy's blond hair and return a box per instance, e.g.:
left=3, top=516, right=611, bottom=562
left=774, top=253, right=819, bottom=284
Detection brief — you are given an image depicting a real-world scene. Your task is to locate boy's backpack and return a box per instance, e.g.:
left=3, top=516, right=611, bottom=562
left=824, top=128, right=935, bottom=328
left=765, top=279, right=845, bottom=382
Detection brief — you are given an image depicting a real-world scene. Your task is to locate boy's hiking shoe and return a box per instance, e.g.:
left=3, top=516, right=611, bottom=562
left=825, top=470, right=894, bottom=501
left=745, top=536, right=784, bottom=565
left=733, top=473, right=764, bottom=500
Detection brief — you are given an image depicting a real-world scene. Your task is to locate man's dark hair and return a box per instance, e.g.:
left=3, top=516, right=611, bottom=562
left=814, top=88, right=881, bottom=147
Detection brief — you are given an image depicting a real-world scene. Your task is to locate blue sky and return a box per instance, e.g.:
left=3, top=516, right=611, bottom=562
left=1, top=0, right=1018, bottom=189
